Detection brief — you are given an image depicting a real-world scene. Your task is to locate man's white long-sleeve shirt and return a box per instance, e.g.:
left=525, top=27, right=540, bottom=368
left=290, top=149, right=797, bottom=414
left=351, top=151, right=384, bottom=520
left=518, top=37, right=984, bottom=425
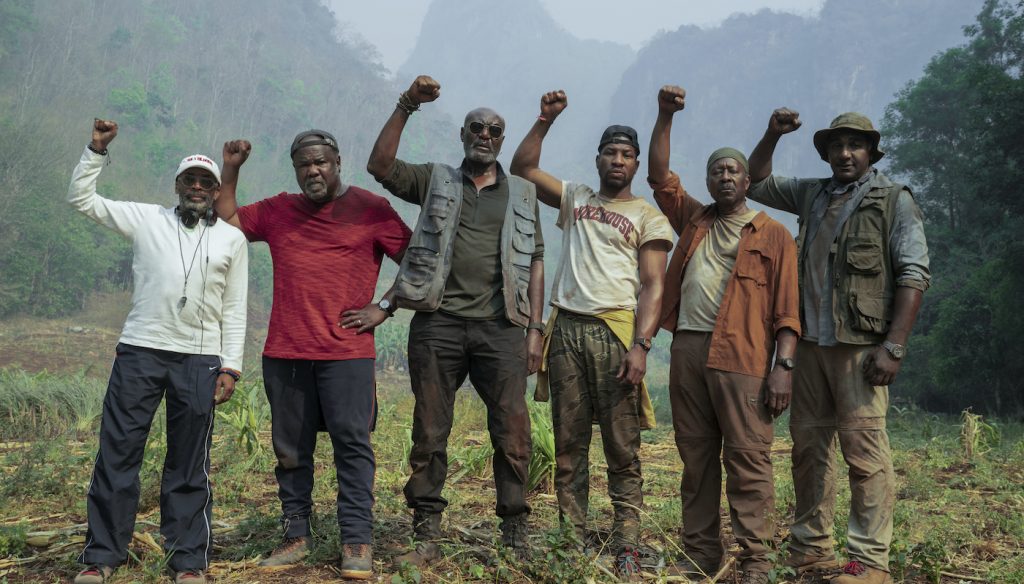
left=68, top=148, right=248, bottom=370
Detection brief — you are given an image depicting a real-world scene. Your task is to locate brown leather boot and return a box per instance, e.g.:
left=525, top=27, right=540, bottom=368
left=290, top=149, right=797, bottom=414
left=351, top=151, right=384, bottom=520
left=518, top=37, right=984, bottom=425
left=258, top=535, right=311, bottom=566
left=340, top=543, right=373, bottom=580
left=832, top=561, right=893, bottom=584
left=784, top=549, right=841, bottom=573
left=394, top=511, right=442, bottom=568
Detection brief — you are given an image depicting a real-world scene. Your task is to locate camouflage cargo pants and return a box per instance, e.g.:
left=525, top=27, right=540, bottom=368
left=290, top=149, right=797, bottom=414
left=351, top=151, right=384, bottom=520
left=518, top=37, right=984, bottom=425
left=547, top=311, right=643, bottom=549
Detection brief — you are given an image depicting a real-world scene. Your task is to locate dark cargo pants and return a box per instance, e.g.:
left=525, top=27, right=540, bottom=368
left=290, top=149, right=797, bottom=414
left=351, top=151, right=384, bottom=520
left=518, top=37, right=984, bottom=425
left=403, top=311, right=532, bottom=519
left=670, top=331, right=776, bottom=573
left=548, top=311, right=643, bottom=549
left=80, top=343, right=217, bottom=572
left=262, top=357, right=377, bottom=543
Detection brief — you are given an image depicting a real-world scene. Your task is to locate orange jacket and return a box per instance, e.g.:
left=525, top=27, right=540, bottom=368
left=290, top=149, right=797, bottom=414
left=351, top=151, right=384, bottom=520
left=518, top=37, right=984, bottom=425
left=651, top=172, right=801, bottom=379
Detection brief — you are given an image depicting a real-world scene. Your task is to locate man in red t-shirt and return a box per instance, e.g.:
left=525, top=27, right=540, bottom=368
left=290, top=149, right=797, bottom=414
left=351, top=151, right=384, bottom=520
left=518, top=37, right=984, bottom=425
left=215, top=130, right=410, bottom=580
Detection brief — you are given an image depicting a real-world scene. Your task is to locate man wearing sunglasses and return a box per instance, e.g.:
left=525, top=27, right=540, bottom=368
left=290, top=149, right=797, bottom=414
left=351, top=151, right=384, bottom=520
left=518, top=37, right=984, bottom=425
left=70, top=119, right=248, bottom=584
left=510, top=91, right=673, bottom=580
left=367, top=75, right=545, bottom=567
left=214, top=129, right=411, bottom=580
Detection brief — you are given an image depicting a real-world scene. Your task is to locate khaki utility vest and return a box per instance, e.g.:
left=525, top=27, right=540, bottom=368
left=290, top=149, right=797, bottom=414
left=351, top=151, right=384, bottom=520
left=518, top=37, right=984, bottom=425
left=393, top=164, right=538, bottom=327
left=796, top=180, right=906, bottom=344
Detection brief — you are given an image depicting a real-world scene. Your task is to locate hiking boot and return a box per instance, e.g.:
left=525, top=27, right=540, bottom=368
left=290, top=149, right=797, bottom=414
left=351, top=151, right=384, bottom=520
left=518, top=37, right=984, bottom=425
left=663, top=557, right=719, bottom=579
left=784, top=549, right=841, bottom=573
left=833, top=561, right=893, bottom=584
left=74, top=565, right=113, bottom=584
left=173, top=570, right=206, bottom=584
left=615, top=547, right=642, bottom=581
left=739, top=570, right=770, bottom=584
left=259, top=535, right=311, bottom=566
left=394, top=541, right=441, bottom=568
left=499, top=513, right=530, bottom=551
left=394, top=510, right=442, bottom=569
left=340, top=543, right=373, bottom=580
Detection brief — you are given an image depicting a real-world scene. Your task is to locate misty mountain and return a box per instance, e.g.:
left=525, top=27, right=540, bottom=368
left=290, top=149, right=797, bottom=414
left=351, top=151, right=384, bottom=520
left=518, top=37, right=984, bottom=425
left=609, top=0, right=983, bottom=207
left=398, top=0, right=636, bottom=179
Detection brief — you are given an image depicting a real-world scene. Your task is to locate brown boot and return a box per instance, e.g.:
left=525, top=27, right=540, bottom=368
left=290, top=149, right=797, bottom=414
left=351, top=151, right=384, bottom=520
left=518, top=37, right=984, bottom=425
left=499, top=513, right=530, bottom=552
left=784, top=549, right=840, bottom=573
left=340, top=543, right=374, bottom=580
left=832, top=561, right=893, bottom=584
left=259, top=535, right=311, bottom=566
left=394, top=511, right=442, bottom=569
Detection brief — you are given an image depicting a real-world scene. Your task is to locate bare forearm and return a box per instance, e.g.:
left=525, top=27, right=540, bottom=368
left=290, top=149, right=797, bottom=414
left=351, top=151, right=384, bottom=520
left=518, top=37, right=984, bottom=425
left=887, top=286, right=923, bottom=345
left=748, top=130, right=782, bottom=183
left=367, top=108, right=410, bottom=180
left=774, top=327, right=798, bottom=359
left=510, top=120, right=550, bottom=176
left=635, top=279, right=664, bottom=339
left=528, top=259, right=545, bottom=324
left=648, top=112, right=674, bottom=183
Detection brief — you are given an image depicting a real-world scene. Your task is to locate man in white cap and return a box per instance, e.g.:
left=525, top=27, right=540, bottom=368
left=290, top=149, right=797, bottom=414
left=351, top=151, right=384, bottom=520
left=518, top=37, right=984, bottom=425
left=70, top=118, right=248, bottom=584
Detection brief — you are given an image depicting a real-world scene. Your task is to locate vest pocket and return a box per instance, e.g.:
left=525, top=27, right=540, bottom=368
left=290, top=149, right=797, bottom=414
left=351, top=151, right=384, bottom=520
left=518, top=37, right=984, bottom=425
left=396, top=248, right=438, bottom=301
left=846, top=237, right=883, bottom=274
left=512, top=265, right=531, bottom=318
left=848, top=291, right=890, bottom=334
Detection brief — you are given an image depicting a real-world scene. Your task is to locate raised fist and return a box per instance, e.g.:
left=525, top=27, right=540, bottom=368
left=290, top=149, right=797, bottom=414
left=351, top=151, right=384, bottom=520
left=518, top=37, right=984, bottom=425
left=407, top=75, right=441, bottom=105
left=92, top=118, right=118, bottom=150
left=658, top=85, right=686, bottom=114
left=540, top=90, right=568, bottom=121
left=222, top=139, right=251, bottom=168
left=768, top=108, right=802, bottom=135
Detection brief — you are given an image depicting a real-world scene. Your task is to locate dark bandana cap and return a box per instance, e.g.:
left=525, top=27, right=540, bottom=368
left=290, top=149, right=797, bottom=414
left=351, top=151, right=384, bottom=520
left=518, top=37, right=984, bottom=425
left=706, top=147, right=749, bottom=174
left=598, top=125, right=641, bottom=155
left=290, top=129, right=339, bottom=157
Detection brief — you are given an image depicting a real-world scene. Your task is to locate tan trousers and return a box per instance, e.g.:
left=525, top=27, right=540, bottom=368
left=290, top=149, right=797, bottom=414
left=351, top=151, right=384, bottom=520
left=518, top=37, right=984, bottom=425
left=670, top=332, right=775, bottom=572
left=789, top=340, right=895, bottom=572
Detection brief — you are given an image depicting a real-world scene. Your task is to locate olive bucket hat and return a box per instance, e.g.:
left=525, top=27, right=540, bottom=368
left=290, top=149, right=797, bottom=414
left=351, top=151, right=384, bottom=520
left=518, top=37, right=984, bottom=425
left=812, top=112, right=885, bottom=163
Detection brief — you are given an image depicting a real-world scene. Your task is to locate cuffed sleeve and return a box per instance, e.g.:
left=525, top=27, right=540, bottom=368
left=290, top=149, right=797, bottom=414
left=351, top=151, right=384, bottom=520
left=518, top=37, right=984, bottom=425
left=747, top=174, right=806, bottom=215
left=890, top=190, right=931, bottom=291
left=772, top=229, right=802, bottom=337
left=218, top=237, right=248, bottom=371
left=648, top=171, right=701, bottom=235
left=377, top=159, right=433, bottom=206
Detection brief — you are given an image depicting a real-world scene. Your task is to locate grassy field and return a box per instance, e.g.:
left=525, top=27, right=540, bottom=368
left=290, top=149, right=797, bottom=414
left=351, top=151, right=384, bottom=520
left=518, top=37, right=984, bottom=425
left=0, top=317, right=1022, bottom=583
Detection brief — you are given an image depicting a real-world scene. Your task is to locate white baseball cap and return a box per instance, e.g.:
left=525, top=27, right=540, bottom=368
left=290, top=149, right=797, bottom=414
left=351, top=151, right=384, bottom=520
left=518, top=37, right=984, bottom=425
left=175, top=154, right=221, bottom=184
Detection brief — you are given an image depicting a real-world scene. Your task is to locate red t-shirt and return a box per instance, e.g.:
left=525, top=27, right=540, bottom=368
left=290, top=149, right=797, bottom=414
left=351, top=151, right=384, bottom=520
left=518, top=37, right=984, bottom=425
left=238, top=187, right=410, bottom=360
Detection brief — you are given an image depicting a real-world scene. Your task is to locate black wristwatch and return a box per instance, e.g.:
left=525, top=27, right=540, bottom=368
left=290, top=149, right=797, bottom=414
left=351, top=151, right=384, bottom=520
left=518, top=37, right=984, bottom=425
left=775, top=357, right=795, bottom=371
left=633, top=337, right=652, bottom=352
left=526, top=322, right=545, bottom=333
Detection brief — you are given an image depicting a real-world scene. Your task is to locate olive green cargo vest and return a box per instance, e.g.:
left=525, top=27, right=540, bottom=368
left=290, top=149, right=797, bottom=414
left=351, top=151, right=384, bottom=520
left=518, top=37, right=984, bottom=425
left=795, top=180, right=907, bottom=344
left=393, top=164, right=538, bottom=327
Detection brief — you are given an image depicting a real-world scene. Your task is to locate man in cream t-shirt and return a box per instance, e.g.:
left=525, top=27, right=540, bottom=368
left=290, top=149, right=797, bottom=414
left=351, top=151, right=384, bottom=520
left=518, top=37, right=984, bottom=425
left=512, top=90, right=672, bottom=580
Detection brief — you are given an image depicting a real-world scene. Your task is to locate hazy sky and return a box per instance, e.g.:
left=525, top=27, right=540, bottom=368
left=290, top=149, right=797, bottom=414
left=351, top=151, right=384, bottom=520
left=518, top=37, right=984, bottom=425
left=328, top=0, right=825, bottom=74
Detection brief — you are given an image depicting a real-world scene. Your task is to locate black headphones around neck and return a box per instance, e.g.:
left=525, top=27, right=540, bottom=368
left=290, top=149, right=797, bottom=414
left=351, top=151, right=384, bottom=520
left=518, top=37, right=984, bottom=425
left=175, top=205, right=216, bottom=228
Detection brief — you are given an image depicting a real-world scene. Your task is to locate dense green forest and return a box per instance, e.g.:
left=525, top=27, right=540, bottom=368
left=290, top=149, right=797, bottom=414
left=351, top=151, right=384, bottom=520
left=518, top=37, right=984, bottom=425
left=882, top=0, right=1024, bottom=416
left=0, top=0, right=458, bottom=319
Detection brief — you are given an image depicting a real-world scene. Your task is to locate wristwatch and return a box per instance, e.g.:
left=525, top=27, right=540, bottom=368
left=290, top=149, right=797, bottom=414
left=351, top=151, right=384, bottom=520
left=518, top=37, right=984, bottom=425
left=633, top=337, right=652, bottom=352
left=881, top=340, right=905, bottom=360
left=377, top=298, right=396, bottom=316
left=775, top=357, right=795, bottom=371
left=526, top=322, right=545, bottom=333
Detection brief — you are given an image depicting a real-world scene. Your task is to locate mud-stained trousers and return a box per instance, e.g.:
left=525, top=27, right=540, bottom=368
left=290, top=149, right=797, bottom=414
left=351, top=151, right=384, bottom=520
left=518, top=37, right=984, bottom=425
left=547, top=311, right=643, bottom=549
left=670, top=331, right=776, bottom=573
left=80, top=343, right=217, bottom=572
left=403, top=311, right=532, bottom=519
left=262, top=357, right=377, bottom=544
left=789, top=340, right=895, bottom=572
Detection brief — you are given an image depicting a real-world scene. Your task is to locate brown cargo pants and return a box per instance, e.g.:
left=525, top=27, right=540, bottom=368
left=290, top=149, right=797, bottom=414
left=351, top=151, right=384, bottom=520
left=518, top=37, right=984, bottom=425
left=670, top=331, right=776, bottom=573
left=789, top=340, right=894, bottom=572
left=547, top=311, right=644, bottom=549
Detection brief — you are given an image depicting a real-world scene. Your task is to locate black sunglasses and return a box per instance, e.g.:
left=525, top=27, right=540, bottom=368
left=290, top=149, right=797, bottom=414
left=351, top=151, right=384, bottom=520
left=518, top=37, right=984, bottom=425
left=467, top=121, right=504, bottom=139
left=176, top=173, right=218, bottom=191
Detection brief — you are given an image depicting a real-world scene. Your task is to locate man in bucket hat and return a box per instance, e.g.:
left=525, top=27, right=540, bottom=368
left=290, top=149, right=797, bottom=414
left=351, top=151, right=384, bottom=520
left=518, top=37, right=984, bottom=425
left=70, top=119, right=248, bottom=584
left=747, top=110, right=931, bottom=584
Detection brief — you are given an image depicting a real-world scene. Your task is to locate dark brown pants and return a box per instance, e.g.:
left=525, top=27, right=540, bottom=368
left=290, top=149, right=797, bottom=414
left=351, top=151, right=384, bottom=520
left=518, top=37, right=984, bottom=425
left=548, top=311, right=643, bottom=549
left=670, top=331, right=775, bottom=572
left=403, top=311, right=532, bottom=519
